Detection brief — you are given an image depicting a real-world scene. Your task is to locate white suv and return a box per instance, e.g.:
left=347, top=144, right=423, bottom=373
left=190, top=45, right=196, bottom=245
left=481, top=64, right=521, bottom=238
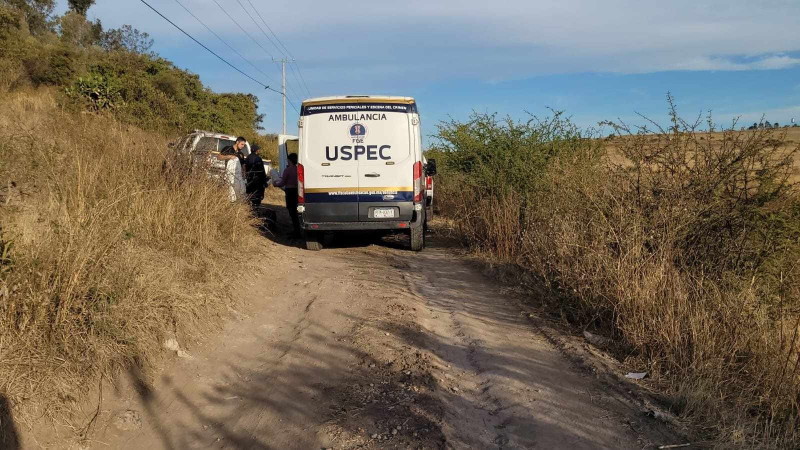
left=172, top=130, right=252, bottom=201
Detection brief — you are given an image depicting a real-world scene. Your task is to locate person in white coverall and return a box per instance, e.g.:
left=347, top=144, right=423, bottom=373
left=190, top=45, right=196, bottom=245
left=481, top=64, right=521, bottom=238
left=218, top=137, right=248, bottom=201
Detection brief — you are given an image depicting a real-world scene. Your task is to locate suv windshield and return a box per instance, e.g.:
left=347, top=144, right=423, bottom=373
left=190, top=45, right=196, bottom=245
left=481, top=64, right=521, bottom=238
left=195, top=136, right=236, bottom=153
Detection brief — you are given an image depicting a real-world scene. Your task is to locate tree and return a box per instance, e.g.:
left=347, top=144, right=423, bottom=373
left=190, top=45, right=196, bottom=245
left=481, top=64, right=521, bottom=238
left=66, top=0, right=94, bottom=16
left=59, top=11, right=101, bottom=47
left=774, top=122, right=779, bottom=128
left=248, top=93, right=265, bottom=130
left=4, top=0, right=55, bottom=34
left=100, top=25, right=153, bottom=54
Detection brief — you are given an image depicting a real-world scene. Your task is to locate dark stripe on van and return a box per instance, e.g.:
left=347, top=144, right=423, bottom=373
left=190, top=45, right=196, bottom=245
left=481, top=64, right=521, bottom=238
left=304, top=191, right=414, bottom=203
left=360, top=192, right=414, bottom=202
left=305, top=193, right=358, bottom=203
left=300, top=102, right=418, bottom=116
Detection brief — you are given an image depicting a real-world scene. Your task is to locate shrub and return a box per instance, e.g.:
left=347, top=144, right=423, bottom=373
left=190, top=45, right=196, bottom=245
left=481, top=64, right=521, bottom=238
left=428, top=111, right=601, bottom=258
left=22, top=43, right=83, bottom=86
left=432, top=111, right=592, bottom=196
left=66, top=72, right=121, bottom=110
left=433, top=99, right=800, bottom=447
left=0, top=58, right=23, bottom=92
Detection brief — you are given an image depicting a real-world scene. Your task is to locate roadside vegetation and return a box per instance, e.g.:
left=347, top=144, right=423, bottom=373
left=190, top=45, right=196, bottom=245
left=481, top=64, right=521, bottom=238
left=0, top=0, right=266, bottom=431
left=1, top=1, right=265, bottom=136
left=429, top=100, right=800, bottom=448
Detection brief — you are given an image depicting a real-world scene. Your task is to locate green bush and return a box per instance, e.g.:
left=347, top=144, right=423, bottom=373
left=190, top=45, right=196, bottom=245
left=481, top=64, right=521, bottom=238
left=431, top=111, right=596, bottom=197
left=428, top=111, right=602, bottom=256
left=66, top=72, right=121, bottom=110
left=23, top=43, right=83, bottom=86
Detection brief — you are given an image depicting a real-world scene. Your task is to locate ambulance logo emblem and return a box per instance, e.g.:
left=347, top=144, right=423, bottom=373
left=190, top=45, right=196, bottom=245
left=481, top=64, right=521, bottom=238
left=349, top=123, right=367, bottom=143
left=349, top=123, right=367, bottom=137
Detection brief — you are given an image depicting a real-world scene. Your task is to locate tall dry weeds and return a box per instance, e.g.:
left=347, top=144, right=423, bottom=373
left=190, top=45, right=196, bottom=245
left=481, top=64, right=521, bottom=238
left=433, top=102, right=800, bottom=447
left=0, top=88, right=260, bottom=424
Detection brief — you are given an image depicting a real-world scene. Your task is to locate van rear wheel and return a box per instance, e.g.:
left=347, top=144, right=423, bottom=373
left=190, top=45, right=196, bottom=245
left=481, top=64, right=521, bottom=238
left=424, top=205, right=433, bottom=232
left=305, top=231, right=322, bottom=251
left=410, top=224, right=424, bottom=251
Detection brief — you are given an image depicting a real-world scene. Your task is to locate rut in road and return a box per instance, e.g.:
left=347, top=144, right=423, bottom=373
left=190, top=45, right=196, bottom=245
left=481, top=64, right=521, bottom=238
left=398, top=246, right=683, bottom=449
left=47, top=230, right=685, bottom=450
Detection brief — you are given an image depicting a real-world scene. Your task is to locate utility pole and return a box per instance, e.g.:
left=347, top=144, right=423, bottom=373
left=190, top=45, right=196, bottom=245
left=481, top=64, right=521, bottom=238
left=272, top=57, right=292, bottom=135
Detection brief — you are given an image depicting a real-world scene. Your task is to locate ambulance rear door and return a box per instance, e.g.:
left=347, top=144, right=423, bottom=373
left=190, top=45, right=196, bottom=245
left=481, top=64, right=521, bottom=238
left=355, top=105, right=416, bottom=222
left=300, top=105, right=359, bottom=222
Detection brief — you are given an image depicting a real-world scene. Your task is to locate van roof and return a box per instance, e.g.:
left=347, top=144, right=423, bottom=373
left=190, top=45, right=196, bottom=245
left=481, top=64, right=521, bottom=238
left=302, top=96, right=416, bottom=106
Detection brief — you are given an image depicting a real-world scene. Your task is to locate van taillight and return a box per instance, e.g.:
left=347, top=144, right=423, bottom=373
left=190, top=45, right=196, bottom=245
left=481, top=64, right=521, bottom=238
left=297, top=163, right=305, bottom=204
left=413, top=161, right=423, bottom=202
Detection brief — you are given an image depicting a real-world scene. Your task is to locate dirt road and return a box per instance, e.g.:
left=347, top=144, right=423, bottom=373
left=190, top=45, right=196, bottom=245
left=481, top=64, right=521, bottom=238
left=61, top=210, right=685, bottom=449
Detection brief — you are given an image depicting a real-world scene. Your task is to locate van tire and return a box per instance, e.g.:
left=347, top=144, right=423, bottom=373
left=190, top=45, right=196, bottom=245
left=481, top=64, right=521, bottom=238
left=424, top=206, right=433, bottom=231
left=410, top=224, right=424, bottom=251
left=305, top=232, right=322, bottom=251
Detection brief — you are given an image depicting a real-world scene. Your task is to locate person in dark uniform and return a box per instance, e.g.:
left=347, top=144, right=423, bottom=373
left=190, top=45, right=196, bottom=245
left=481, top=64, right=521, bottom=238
left=273, top=153, right=301, bottom=237
left=243, top=144, right=267, bottom=209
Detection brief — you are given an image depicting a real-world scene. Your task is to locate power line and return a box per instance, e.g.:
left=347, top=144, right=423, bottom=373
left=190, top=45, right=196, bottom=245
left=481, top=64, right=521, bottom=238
left=245, top=0, right=294, bottom=59
left=209, top=0, right=302, bottom=106
left=269, top=57, right=303, bottom=103
left=268, top=54, right=307, bottom=101
left=172, top=0, right=276, bottom=85
left=285, top=95, right=300, bottom=115
left=277, top=60, right=305, bottom=104
left=292, top=61, right=313, bottom=97
left=287, top=62, right=310, bottom=98
left=236, top=0, right=284, bottom=57
left=138, top=0, right=282, bottom=96
left=138, top=0, right=298, bottom=133
left=241, top=0, right=313, bottom=97
left=210, top=0, right=275, bottom=60
left=230, top=0, right=304, bottom=105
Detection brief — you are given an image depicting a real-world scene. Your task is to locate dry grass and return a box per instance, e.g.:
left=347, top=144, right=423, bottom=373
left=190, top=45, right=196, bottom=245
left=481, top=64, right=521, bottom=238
left=435, top=114, right=800, bottom=447
left=605, top=127, right=800, bottom=181
left=0, top=88, right=261, bottom=426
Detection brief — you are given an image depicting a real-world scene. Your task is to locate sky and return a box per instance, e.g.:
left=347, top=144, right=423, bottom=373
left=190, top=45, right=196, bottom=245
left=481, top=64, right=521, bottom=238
left=57, top=0, right=800, bottom=144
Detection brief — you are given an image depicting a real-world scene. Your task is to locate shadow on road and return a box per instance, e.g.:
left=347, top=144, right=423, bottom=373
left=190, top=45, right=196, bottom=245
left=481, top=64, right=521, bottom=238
left=0, top=394, right=20, bottom=450
left=115, top=221, right=683, bottom=449
left=124, top=315, right=447, bottom=448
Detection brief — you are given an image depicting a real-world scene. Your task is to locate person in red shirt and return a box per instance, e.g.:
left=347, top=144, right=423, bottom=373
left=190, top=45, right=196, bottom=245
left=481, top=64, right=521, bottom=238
left=273, top=153, right=301, bottom=237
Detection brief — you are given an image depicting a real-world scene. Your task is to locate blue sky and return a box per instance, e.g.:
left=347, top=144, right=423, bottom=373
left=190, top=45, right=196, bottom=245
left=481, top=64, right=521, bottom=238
left=58, top=0, right=800, bottom=144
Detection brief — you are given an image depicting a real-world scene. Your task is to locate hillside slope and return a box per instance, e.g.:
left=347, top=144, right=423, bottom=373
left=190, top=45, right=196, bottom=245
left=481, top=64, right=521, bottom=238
left=0, top=88, right=262, bottom=437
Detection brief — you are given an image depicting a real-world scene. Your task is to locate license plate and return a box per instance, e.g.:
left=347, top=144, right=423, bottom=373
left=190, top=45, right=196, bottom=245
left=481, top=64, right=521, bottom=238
left=374, top=208, right=395, bottom=218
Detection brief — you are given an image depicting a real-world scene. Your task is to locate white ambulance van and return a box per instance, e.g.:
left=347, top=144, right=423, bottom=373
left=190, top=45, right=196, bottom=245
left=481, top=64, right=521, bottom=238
left=297, top=96, right=436, bottom=251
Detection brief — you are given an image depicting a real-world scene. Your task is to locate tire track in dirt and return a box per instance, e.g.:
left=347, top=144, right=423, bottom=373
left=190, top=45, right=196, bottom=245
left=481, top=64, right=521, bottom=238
left=391, top=242, right=687, bottom=449
left=26, top=227, right=687, bottom=450
left=401, top=259, right=519, bottom=448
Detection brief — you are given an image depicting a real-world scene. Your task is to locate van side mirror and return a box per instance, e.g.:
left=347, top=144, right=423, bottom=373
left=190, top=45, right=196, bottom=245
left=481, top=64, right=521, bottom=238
left=425, top=159, right=437, bottom=176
